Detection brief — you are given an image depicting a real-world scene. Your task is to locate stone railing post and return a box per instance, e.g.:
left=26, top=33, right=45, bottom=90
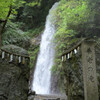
left=81, top=40, right=99, bottom=100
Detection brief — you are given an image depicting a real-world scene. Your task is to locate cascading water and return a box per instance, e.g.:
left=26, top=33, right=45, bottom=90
left=32, top=3, right=59, bottom=94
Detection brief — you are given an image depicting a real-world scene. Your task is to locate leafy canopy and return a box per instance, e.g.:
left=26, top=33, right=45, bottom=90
left=27, top=0, right=42, bottom=7
left=0, top=0, right=25, bottom=20
left=55, top=0, right=89, bottom=40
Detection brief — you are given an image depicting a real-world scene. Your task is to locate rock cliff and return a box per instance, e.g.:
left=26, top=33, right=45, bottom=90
left=0, top=45, right=30, bottom=100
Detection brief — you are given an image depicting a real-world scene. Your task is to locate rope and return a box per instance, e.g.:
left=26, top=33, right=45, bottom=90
left=0, top=48, right=30, bottom=64
left=61, top=38, right=86, bottom=57
left=0, top=48, right=30, bottom=58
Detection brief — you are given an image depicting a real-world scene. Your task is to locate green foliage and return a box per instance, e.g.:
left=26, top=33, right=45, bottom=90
left=0, top=0, right=12, bottom=19
left=17, top=0, right=58, bottom=29
left=27, top=0, right=41, bottom=7
left=0, top=0, right=26, bottom=20
left=52, top=0, right=100, bottom=97
left=51, top=0, right=92, bottom=96
left=25, top=26, right=44, bottom=38
left=28, top=45, right=39, bottom=68
left=86, top=0, right=100, bottom=36
left=55, top=0, right=89, bottom=39
left=13, top=0, right=26, bottom=9
left=2, top=21, right=30, bottom=49
left=52, top=0, right=90, bottom=73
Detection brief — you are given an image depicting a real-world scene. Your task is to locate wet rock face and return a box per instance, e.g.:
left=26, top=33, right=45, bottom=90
left=0, top=45, right=30, bottom=100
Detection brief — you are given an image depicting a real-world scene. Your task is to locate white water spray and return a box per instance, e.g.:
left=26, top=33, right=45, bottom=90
left=32, top=3, right=58, bottom=94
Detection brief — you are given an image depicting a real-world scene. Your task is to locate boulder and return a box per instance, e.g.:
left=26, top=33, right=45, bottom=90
left=0, top=45, right=30, bottom=100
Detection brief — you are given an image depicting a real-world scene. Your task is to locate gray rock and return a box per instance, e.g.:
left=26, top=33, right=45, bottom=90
left=0, top=45, right=30, bottom=100
left=1, top=44, right=29, bottom=56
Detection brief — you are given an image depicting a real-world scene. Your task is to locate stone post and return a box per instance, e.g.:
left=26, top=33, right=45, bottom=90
left=81, top=40, right=99, bottom=100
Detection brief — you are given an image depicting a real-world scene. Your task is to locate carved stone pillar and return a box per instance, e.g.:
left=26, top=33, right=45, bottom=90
left=81, top=40, right=99, bottom=100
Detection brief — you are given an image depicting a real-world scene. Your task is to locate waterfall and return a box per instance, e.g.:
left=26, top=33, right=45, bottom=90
left=32, top=3, right=59, bottom=94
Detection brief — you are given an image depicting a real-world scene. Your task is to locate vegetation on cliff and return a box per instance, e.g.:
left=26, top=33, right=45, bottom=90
left=53, top=0, right=100, bottom=76
left=51, top=0, right=100, bottom=99
left=0, top=0, right=100, bottom=99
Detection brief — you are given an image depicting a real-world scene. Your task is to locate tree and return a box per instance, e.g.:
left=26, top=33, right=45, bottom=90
left=0, top=0, right=25, bottom=47
left=0, top=0, right=12, bottom=47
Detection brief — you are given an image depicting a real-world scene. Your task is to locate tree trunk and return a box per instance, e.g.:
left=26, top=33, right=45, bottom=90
left=0, top=5, right=12, bottom=48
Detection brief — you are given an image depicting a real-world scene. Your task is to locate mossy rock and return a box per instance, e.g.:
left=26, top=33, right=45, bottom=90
left=1, top=45, right=29, bottom=57
left=0, top=45, right=30, bottom=100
